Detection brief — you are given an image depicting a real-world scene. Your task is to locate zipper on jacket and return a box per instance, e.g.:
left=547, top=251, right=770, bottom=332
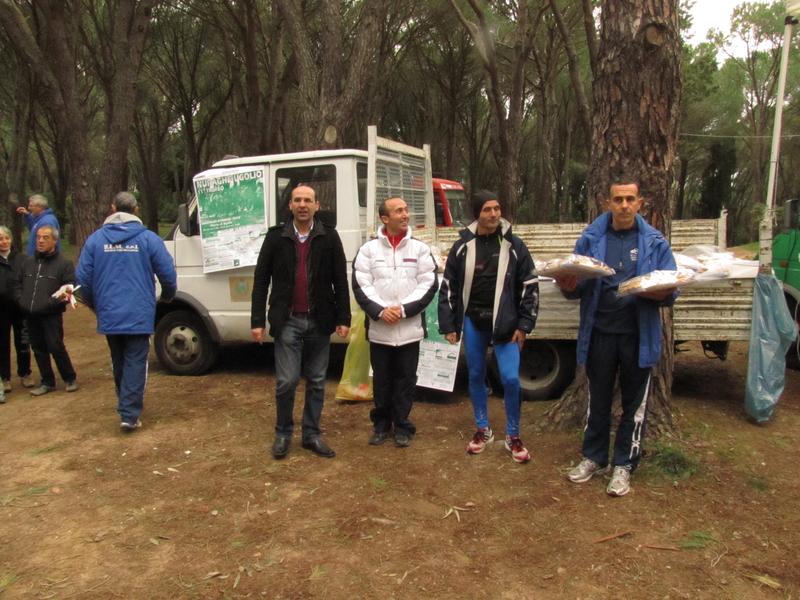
left=30, top=259, right=43, bottom=312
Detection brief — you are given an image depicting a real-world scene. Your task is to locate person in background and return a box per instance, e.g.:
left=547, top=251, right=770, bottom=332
left=438, top=190, right=539, bottom=463
left=16, top=195, right=60, bottom=256
left=0, top=226, right=35, bottom=402
left=14, top=225, right=77, bottom=396
left=76, top=192, right=177, bottom=432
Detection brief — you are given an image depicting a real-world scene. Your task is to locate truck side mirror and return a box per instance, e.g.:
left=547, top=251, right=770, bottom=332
left=178, top=203, right=192, bottom=236
left=784, top=199, right=799, bottom=231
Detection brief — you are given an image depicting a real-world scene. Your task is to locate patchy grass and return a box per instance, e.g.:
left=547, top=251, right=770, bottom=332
left=0, top=572, right=19, bottom=592
left=369, top=476, right=388, bottom=490
left=308, top=565, right=328, bottom=581
left=681, top=531, right=717, bottom=549
left=1, top=485, right=53, bottom=507
left=649, top=442, right=700, bottom=479
left=28, top=441, right=72, bottom=456
left=746, top=475, right=770, bottom=492
left=685, top=418, right=712, bottom=438
left=729, top=242, right=759, bottom=260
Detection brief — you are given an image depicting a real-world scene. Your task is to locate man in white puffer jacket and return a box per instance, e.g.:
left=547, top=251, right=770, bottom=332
left=352, top=197, right=438, bottom=448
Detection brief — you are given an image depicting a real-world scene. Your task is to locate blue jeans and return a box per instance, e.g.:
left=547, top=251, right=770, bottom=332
left=107, top=334, right=151, bottom=424
left=274, top=315, right=331, bottom=442
left=463, top=317, right=522, bottom=436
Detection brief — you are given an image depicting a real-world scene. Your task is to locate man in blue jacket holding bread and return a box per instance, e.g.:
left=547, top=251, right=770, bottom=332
left=77, top=192, right=177, bottom=432
left=554, top=176, right=677, bottom=496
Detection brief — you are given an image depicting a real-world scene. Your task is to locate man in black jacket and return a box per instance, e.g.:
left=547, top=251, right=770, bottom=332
left=15, top=225, right=77, bottom=396
left=439, top=191, right=539, bottom=463
left=251, top=185, right=350, bottom=459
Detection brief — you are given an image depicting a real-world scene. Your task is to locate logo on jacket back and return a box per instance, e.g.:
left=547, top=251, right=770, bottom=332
left=104, top=244, right=140, bottom=253
left=630, top=248, right=638, bottom=262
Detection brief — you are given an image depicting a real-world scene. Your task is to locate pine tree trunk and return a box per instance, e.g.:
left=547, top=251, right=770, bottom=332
left=538, top=0, right=681, bottom=437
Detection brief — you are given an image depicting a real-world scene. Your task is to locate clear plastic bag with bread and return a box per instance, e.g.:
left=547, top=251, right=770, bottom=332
left=616, top=269, right=696, bottom=297
left=535, top=254, right=615, bottom=280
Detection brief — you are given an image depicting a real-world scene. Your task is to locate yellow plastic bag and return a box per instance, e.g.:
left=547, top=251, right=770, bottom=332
left=336, top=307, right=373, bottom=401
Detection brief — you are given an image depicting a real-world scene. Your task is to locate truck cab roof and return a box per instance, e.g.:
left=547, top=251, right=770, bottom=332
left=212, top=149, right=369, bottom=169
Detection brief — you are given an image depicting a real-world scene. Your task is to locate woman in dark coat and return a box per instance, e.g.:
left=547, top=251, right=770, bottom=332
left=0, top=226, right=34, bottom=402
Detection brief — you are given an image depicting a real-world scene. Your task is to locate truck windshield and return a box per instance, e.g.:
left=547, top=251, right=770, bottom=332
left=276, top=165, right=337, bottom=227
left=445, top=189, right=471, bottom=226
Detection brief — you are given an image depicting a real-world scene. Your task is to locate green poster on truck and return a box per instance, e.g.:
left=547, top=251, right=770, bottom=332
left=193, top=166, right=268, bottom=273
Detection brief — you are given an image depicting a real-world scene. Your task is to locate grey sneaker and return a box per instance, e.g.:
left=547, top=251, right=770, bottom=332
left=65, top=381, right=78, bottom=392
left=21, top=374, right=36, bottom=388
left=607, top=466, right=632, bottom=496
left=0, top=391, right=5, bottom=404
left=369, top=430, right=391, bottom=446
left=30, top=385, right=56, bottom=397
left=568, top=458, right=608, bottom=483
left=3, top=380, right=10, bottom=393
left=394, top=432, right=412, bottom=448
left=120, top=420, right=142, bottom=432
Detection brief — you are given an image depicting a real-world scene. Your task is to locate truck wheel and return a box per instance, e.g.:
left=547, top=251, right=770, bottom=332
left=489, top=340, right=577, bottom=401
left=154, top=310, right=219, bottom=375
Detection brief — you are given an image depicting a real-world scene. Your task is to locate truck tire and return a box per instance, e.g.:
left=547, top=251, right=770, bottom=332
left=154, top=310, right=219, bottom=376
left=488, top=340, right=577, bottom=401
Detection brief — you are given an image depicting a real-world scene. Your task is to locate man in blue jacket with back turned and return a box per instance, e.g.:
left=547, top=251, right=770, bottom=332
left=77, top=192, right=176, bottom=432
left=554, top=176, right=677, bottom=497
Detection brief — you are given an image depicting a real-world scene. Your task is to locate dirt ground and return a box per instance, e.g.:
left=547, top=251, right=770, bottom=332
left=0, top=305, right=798, bottom=600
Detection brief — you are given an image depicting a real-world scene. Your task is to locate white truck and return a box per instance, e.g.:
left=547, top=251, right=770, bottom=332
left=155, top=128, right=755, bottom=399
left=155, top=128, right=444, bottom=375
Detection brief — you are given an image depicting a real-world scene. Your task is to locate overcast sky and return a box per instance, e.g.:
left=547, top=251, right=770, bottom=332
left=685, top=0, right=742, bottom=45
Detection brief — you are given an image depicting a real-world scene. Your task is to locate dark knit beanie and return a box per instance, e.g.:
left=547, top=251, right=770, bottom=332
left=471, top=190, right=498, bottom=220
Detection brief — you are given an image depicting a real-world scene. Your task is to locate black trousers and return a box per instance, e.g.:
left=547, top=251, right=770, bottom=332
left=584, top=330, right=652, bottom=472
left=369, top=341, right=420, bottom=436
left=0, top=308, right=31, bottom=381
left=27, top=313, right=76, bottom=387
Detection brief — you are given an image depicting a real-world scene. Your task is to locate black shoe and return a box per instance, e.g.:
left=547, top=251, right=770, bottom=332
left=369, top=430, right=391, bottom=446
left=272, top=437, right=290, bottom=459
left=302, top=438, right=336, bottom=458
left=394, top=432, right=412, bottom=448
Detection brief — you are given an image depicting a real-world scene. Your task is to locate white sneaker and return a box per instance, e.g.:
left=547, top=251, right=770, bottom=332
left=467, top=428, right=494, bottom=454
left=121, top=420, right=142, bottom=432
left=568, top=458, right=608, bottom=483
left=607, top=466, right=632, bottom=496
left=504, top=435, right=531, bottom=463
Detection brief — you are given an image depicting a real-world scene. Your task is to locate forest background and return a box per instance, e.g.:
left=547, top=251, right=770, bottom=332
left=0, top=0, right=797, bottom=248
